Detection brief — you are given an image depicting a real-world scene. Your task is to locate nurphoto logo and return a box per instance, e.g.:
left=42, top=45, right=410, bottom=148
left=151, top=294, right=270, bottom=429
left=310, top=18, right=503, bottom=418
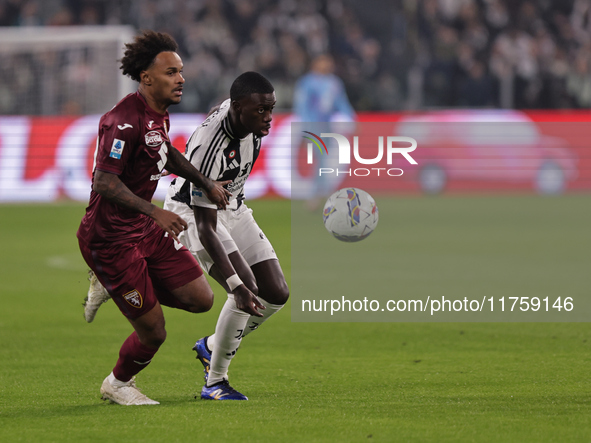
left=303, top=131, right=418, bottom=177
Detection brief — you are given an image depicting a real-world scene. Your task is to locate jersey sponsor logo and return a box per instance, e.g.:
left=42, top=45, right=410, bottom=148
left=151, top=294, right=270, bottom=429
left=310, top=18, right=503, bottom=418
left=109, top=139, right=125, bottom=159
left=123, top=289, right=143, bottom=308
left=226, top=176, right=247, bottom=193
left=117, top=123, right=133, bottom=130
left=150, top=173, right=162, bottom=181
left=192, top=188, right=203, bottom=197
left=145, top=130, right=163, bottom=147
left=148, top=120, right=154, bottom=129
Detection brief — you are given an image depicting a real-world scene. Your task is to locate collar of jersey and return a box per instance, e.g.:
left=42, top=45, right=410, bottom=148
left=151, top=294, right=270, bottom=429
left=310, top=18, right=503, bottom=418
left=221, top=114, right=235, bottom=140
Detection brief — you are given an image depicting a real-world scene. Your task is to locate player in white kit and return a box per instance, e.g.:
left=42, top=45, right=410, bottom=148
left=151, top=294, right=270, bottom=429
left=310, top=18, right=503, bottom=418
left=164, top=72, right=289, bottom=400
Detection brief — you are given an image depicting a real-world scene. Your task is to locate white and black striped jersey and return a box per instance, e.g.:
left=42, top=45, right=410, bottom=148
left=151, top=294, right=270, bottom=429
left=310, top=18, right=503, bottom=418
left=169, top=99, right=261, bottom=210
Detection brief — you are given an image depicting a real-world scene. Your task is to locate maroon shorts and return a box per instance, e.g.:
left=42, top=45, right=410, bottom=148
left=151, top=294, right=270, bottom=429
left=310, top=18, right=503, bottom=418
left=79, top=225, right=203, bottom=319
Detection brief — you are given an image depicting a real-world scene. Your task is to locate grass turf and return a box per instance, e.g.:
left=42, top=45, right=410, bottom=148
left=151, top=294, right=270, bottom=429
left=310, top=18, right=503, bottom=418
left=0, top=196, right=589, bottom=442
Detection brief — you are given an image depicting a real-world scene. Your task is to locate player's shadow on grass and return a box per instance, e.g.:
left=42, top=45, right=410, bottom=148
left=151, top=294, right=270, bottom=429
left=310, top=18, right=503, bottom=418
left=0, top=396, right=244, bottom=419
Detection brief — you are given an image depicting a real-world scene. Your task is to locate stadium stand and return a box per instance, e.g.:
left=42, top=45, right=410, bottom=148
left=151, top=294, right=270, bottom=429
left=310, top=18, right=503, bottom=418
left=1, top=0, right=590, bottom=114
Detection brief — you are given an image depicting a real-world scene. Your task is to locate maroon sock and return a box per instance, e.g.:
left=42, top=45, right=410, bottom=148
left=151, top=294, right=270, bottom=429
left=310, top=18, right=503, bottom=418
left=112, top=331, right=159, bottom=382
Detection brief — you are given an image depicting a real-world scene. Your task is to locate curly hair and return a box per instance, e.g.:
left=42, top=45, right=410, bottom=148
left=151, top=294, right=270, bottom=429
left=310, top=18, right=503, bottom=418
left=230, top=71, right=274, bottom=101
left=119, top=30, right=179, bottom=82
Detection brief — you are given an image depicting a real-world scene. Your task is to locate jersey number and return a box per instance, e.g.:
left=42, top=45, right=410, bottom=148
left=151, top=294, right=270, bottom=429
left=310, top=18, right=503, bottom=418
left=157, top=143, right=168, bottom=172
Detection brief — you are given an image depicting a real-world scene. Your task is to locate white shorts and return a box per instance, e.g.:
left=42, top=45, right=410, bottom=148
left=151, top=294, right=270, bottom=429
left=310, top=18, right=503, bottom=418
left=165, top=197, right=278, bottom=273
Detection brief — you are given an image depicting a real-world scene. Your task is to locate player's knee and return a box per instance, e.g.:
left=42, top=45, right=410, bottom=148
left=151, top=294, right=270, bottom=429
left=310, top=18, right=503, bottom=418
left=274, top=281, right=290, bottom=305
left=189, top=288, right=214, bottom=313
left=196, top=293, right=214, bottom=313
left=153, top=329, right=167, bottom=347
left=182, top=276, right=215, bottom=313
left=261, top=280, right=289, bottom=305
left=141, top=327, right=167, bottom=348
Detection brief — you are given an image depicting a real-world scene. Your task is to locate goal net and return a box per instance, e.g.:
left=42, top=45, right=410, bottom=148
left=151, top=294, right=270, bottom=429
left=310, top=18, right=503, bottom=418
left=0, top=26, right=136, bottom=115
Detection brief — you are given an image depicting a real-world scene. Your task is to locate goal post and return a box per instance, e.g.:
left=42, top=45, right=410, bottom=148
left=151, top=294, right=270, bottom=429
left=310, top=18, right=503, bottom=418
left=0, top=26, right=136, bottom=115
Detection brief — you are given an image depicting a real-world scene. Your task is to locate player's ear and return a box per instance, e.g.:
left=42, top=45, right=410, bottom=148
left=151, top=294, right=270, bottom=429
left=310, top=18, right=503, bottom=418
left=140, top=70, right=151, bottom=86
left=231, top=100, right=241, bottom=114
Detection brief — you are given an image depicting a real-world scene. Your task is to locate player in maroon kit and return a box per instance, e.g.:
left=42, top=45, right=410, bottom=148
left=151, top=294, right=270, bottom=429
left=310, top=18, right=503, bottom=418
left=77, top=30, right=231, bottom=406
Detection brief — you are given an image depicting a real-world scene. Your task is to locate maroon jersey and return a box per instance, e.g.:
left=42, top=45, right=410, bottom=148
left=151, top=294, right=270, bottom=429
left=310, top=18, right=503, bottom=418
left=77, top=92, right=170, bottom=246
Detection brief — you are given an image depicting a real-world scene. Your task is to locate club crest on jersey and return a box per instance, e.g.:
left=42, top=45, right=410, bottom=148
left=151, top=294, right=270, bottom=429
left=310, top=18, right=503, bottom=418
left=145, top=130, right=163, bottom=147
left=110, top=139, right=125, bottom=159
left=123, top=290, right=143, bottom=308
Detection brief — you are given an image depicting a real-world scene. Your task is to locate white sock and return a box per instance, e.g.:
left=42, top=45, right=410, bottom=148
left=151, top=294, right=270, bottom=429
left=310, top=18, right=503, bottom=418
left=242, top=298, right=284, bottom=338
left=206, top=297, right=284, bottom=350
left=206, top=335, right=215, bottom=352
left=207, top=294, right=250, bottom=386
left=108, top=372, right=129, bottom=387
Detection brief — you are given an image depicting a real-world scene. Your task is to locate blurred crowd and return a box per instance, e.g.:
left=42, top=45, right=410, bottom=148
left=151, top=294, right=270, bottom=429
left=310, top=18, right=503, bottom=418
left=1, top=0, right=590, bottom=113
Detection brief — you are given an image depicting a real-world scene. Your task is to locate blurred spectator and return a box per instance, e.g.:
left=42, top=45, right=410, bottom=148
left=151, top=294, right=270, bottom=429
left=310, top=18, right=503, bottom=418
left=424, top=24, right=460, bottom=106
left=458, top=60, right=496, bottom=107
left=571, top=0, right=591, bottom=45
left=293, top=53, right=355, bottom=122
left=490, top=25, right=539, bottom=108
left=484, top=0, right=510, bottom=36
left=566, top=51, right=591, bottom=108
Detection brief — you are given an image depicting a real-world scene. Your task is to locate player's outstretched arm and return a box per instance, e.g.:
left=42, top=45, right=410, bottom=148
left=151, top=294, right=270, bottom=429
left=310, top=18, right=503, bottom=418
left=193, top=206, right=264, bottom=317
left=93, top=170, right=187, bottom=242
left=165, top=145, right=231, bottom=209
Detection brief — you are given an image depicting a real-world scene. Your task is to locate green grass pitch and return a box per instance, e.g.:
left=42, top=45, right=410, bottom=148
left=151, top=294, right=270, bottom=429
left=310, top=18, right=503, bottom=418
left=0, top=196, right=589, bottom=442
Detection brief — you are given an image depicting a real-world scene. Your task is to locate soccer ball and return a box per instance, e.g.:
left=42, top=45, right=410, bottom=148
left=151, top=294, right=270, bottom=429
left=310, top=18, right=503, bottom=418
left=322, top=188, right=379, bottom=242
